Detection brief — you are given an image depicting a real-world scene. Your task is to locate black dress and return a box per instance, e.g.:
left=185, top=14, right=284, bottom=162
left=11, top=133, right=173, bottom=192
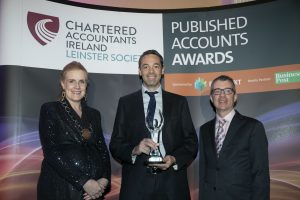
left=37, top=99, right=111, bottom=200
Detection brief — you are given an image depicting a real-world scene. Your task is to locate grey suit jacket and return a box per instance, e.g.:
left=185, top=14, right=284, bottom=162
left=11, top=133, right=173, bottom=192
left=199, top=111, right=270, bottom=200
left=110, top=89, right=198, bottom=200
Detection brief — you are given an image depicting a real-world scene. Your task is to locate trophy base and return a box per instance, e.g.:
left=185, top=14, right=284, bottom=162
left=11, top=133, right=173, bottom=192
left=145, top=156, right=164, bottom=165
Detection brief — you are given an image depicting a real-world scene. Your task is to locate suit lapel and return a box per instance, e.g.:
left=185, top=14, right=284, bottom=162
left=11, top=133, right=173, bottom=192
left=219, top=112, right=244, bottom=156
left=135, top=90, right=146, bottom=120
left=208, top=119, right=217, bottom=158
left=161, top=90, right=170, bottom=128
left=132, top=90, right=149, bottom=138
left=202, top=118, right=217, bottom=159
left=161, top=91, right=170, bottom=150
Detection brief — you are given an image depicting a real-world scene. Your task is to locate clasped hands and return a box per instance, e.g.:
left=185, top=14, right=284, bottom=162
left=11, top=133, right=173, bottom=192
left=132, top=138, right=176, bottom=170
left=83, top=178, right=108, bottom=200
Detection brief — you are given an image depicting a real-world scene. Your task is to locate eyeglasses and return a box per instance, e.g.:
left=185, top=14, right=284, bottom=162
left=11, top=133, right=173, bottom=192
left=212, top=88, right=235, bottom=95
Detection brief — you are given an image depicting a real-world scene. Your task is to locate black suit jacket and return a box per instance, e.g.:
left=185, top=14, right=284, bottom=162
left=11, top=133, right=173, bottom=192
left=199, top=111, right=270, bottom=200
left=109, top=89, right=198, bottom=200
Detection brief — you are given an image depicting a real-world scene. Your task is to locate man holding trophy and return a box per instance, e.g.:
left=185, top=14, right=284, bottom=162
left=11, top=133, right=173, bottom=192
left=109, top=49, right=198, bottom=200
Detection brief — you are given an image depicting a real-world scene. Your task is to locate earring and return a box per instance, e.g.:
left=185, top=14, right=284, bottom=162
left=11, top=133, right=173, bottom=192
left=60, top=91, right=65, bottom=102
left=84, top=93, right=87, bottom=102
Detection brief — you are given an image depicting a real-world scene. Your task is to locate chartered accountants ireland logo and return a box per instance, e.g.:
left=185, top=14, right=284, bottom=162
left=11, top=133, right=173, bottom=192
left=27, top=11, right=59, bottom=46
left=194, top=77, right=207, bottom=92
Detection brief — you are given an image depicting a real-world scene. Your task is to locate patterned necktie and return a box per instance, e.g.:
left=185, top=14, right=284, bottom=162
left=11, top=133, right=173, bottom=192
left=145, top=91, right=158, bottom=129
left=215, top=119, right=227, bottom=157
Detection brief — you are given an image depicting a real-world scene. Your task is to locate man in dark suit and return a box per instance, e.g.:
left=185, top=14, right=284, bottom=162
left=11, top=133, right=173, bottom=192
left=109, top=49, right=198, bottom=200
left=199, top=75, right=270, bottom=200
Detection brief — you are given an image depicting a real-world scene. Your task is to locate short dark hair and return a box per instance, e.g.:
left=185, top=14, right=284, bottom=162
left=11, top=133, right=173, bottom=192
left=210, top=75, right=236, bottom=95
left=138, top=49, right=163, bottom=68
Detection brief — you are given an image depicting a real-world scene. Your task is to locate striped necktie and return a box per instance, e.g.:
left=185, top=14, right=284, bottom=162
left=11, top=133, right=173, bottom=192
left=215, top=119, right=227, bottom=157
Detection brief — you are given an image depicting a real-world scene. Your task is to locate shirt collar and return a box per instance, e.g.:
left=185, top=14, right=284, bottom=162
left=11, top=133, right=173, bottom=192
left=216, top=109, right=236, bottom=123
left=142, top=84, right=162, bottom=94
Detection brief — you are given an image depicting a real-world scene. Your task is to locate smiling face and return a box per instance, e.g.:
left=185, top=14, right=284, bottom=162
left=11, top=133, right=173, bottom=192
left=138, top=54, right=164, bottom=91
left=210, top=79, right=237, bottom=117
left=60, top=69, right=88, bottom=105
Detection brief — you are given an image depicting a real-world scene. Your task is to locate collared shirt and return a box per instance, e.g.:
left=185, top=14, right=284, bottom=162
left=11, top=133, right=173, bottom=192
left=142, top=84, right=166, bottom=157
left=215, top=109, right=236, bottom=138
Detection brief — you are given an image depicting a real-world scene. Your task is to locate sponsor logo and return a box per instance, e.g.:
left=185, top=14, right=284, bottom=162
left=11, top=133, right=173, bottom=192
left=27, top=11, right=59, bottom=45
left=194, top=77, right=207, bottom=92
left=275, top=70, right=300, bottom=84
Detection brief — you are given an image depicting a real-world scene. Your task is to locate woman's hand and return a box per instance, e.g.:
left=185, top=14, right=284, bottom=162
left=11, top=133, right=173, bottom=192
left=97, top=178, right=109, bottom=193
left=83, top=179, right=102, bottom=199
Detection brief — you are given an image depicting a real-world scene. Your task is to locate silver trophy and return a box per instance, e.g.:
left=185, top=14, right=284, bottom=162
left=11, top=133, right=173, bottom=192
left=145, top=110, right=164, bottom=165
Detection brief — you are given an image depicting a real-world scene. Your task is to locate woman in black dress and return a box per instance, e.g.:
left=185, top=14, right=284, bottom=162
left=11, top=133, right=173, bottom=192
left=37, top=61, right=111, bottom=200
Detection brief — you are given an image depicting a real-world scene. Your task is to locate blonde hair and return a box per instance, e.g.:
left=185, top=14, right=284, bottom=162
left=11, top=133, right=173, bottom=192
left=60, top=61, right=88, bottom=82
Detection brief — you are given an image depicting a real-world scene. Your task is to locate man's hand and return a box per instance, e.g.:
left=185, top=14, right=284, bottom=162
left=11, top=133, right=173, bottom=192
left=132, top=138, right=158, bottom=155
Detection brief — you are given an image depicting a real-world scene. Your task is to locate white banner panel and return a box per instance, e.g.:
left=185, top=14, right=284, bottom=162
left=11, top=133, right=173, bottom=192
left=0, top=0, right=163, bottom=74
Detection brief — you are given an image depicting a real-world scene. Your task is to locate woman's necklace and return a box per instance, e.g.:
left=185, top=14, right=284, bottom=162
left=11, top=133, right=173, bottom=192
left=60, top=100, right=92, bottom=140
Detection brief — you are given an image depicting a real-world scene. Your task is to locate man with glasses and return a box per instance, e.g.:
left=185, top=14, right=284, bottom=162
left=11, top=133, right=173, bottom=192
left=199, top=75, right=270, bottom=200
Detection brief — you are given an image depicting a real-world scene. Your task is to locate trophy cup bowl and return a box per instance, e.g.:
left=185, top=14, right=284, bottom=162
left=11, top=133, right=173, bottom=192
left=145, top=110, right=164, bottom=165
